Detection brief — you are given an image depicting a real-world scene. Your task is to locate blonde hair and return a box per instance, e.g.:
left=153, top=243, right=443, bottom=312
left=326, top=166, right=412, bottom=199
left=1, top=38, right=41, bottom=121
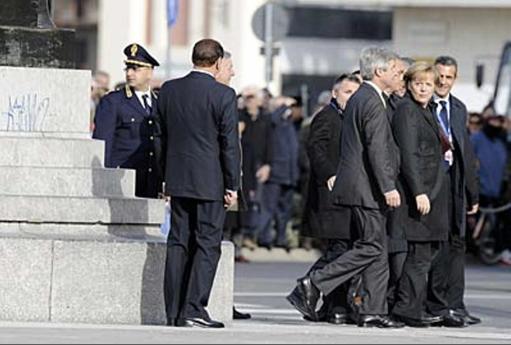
left=404, top=61, right=439, bottom=85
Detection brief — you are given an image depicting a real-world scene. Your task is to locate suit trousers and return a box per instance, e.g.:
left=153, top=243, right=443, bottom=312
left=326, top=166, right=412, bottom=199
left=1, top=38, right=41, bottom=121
left=392, top=241, right=441, bottom=319
left=426, top=168, right=467, bottom=315
left=387, top=251, right=407, bottom=310
left=164, top=197, right=226, bottom=320
left=308, top=239, right=351, bottom=315
left=446, top=234, right=466, bottom=311
left=310, top=207, right=389, bottom=315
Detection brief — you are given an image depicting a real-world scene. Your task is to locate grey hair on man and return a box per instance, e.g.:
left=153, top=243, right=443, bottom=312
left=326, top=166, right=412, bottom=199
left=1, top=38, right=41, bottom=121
left=359, top=46, right=399, bottom=81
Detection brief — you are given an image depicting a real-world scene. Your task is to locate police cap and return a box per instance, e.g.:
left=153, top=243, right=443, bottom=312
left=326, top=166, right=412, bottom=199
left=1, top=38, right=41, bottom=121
left=123, top=43, right=160, bottom=68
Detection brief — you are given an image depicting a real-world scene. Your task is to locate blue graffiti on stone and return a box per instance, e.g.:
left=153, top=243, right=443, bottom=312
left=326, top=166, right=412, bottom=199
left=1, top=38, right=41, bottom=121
left=1, top=94, right=50, bottom=132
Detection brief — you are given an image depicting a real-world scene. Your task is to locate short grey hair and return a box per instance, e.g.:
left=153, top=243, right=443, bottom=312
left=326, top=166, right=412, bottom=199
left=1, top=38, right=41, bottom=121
left=359, top=46, right=399, bottom=81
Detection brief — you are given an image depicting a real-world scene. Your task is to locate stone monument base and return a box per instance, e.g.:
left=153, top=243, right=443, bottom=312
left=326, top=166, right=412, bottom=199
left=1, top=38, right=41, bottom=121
left=0, top=227, right=234, bottom=325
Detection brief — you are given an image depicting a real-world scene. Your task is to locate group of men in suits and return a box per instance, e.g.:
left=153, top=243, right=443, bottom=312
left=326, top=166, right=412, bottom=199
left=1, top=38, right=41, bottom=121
left=92, top=40, right=481, bottom=330
left=287, top=47, right=481, bottom=329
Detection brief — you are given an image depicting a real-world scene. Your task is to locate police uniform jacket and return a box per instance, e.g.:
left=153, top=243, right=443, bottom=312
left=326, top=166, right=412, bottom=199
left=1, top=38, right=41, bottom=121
left=92, top=86, right=162, bottom=198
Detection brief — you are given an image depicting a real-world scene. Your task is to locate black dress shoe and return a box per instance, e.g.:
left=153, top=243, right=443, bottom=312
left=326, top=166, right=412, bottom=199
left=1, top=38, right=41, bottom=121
left=438, top=311, right=466, bottom=328
left=185, top=317, right=225, bottom=328
left=393, top=314, right=441, bottom=328
left=327, top=312, right=349, bottom=325
left=463, top=313, right=481, bottom=325
left=286, top=276, right=320, bottom=321
left=166, top=317, right=176, bottom=326
left=174, top=318, right=193, bottom=327
left=452, top=309, right=481, bottom=325
left=422, top=313, right=443, bottom=325
left=358, top=314, right=404, bottom=328
left=233, top=307, right=251, bottom=320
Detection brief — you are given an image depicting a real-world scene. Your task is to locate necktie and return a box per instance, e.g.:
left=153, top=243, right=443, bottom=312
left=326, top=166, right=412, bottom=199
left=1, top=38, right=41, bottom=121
left=381, top=92, right=388, bottom=109
left=438, top=100, right=451, bottom=169
left=142, top=94, right=151, bottom=115
left=439, top=100, right=449, bottom=135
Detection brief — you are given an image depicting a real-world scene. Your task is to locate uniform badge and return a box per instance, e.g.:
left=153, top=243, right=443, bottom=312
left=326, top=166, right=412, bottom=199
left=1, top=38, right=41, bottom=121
left=130, top=44, right=138, bottom=57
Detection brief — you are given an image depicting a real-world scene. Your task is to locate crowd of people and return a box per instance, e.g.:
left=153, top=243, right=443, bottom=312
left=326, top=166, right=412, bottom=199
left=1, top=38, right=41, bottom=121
left=89, top=38, right=511, bottom=329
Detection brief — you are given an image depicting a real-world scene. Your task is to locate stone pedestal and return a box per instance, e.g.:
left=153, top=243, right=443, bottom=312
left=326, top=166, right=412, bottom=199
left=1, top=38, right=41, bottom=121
left=0, top=26, right=76, bottom=69
left=0, top=0, right=76, bottom=68
left=0, top=66, right=234, bottom=325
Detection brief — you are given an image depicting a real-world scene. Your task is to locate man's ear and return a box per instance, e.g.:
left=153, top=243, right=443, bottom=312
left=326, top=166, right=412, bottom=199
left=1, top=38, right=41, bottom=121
left=216, top=58, right=223, bottom=71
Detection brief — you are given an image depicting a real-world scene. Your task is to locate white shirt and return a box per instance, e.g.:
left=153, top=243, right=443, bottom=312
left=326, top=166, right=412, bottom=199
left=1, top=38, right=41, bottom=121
left=433, top=94, right=454, bottom=166
left=365, top=81, right=387, bottom=108
left=433, top=94, right=451, bottom=126
left=135, top=89, right=152, bottom=109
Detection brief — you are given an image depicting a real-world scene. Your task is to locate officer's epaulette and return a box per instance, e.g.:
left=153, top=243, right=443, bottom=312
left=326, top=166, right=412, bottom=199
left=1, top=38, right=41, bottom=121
left=125, top=84, right=133, bottom=98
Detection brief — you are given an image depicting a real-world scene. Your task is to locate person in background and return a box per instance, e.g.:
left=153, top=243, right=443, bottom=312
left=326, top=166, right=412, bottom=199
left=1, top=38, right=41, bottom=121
left=468, top=112, right=483, bottom=135
left=255, top=95, right=299, bottom=251
left=90, top=70, right=111, bottom=132
left=470, top=115, right=510, bottom=265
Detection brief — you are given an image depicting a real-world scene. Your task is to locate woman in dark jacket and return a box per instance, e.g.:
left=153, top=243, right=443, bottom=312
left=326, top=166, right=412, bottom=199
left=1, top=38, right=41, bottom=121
left=390, top=62, right=449, bottom=327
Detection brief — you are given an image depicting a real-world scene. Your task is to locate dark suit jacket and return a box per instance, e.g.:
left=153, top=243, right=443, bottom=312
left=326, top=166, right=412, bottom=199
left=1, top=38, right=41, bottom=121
left=332, top=82, right=399, bottom=209
left=92, top=86, right=161, bottom=197
left=443, top=95, right=479, bottom=237
left=155, top=71, right=240, bottom=201
left=390, top=97, right=448, bottom=242
left=302, top=101, right=351, bottom=239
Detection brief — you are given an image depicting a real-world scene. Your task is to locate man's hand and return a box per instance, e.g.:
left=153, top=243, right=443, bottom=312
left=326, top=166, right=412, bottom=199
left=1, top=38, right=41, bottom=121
left=415, top=194, right=431, bottom=215
left=256, top=164, right=271, bottom=183
left=327, top=176, right=336, bottom=191
left=467, top=203, right=479, bottom=215
left=224, top=190, right=238, bottom=208
left=384, top=189, right=401, bottom=208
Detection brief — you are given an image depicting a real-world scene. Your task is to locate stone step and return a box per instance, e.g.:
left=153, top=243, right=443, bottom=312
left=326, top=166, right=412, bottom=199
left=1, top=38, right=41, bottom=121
left=0, top=166, right=135, bottom=198
left=0, top=136, right=105, bottom=168
left=0, top=195, right=166, bottom=225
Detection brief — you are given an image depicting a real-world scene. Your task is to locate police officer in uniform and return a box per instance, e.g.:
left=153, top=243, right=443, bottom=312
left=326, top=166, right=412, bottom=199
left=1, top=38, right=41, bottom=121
left=93, top=43, right=162, bottom=198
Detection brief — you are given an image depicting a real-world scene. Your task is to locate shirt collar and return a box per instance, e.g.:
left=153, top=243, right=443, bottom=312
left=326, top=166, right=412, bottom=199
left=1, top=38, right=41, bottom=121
left=134, top=89, right=151, bottom=97
left=433, top=93, right=450, bottom=105
left=365, top=81, right=387, bottom=108
left=191, top=68, right=215, bottom=78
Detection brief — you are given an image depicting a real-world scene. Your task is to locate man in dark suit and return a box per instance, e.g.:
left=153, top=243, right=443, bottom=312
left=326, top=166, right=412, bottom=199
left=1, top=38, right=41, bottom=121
left=156, top=39, right=240, bottom=328
left=93, top=43, right=162, bottom=198
left=426, top=56, right=480, bottom=327
left=300, top=73, right=361, bottom=324
left=287, top=47, right=403, bottom=328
